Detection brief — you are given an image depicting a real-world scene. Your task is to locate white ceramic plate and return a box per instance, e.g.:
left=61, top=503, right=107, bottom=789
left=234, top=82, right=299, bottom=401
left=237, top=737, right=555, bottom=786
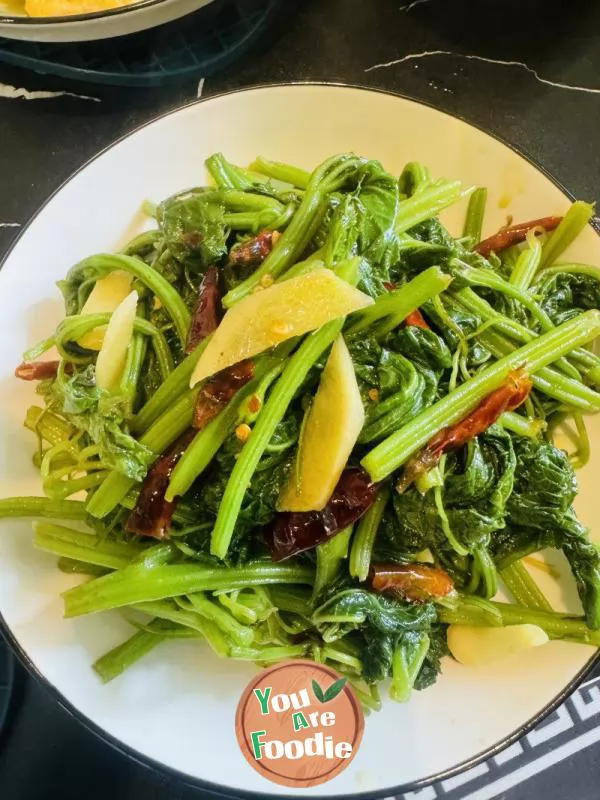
left=0, top=0, right=214, bottom=42
left=1, top=84, right=599, bottom=798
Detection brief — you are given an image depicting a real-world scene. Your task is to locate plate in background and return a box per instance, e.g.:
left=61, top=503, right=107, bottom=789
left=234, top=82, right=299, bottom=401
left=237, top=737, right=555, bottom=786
left=0, top=0, right=215, bottom=42
left=0, top=84, right=599, bottom=798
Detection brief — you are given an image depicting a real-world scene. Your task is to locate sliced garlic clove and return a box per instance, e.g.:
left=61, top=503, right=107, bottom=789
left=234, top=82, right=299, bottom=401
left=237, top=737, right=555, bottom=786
left=95, top=289, right=138, bottom=392
left=447, top=623, right=549, bottom=668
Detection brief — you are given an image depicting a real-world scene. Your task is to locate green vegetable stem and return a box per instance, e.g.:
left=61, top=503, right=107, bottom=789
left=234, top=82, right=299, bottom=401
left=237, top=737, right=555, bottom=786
left=349, top=488, right=390, bottom=582
left=131, top=340, right=208, bottom=434
left=34, top=522, right=145, bottom=570
left=462, top=187, right=487, bottom=246
left=93, top=628, right=167, bottom=683
left=249, top=156, right=311, bottom=189
left=347, top=267, right=452, bottom=336
left=540, top=201, right=595, bottom=268
left=394, top=180, right=467, bottom=233
left=62, top=562, right=314, bottom=617
left=313, top=527, right=353, bottom=601
left=362, top=310, right=600, bottom=482
left=439, top=595, right=600, bottom=646
left=391, top=633, right=430, bottom=702
left=166, top=352, right=290, bottom=502
left=500, top=560, right=553, bottom=612
left=509, top=230, right=542, bottom=291
left=222, top=154, right=366, bottom=306
left=0, top=497, right=87, bottom=520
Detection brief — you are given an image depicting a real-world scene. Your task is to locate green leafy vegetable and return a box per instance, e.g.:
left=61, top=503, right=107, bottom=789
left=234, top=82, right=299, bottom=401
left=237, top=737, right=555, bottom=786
left=535, top=270, right=600, bottom=326
left=6, top=150, right=600, bottom=707
left=356, top=160, right=399, bottom=249
left=382, top=427, right=515, bottom=570
left=44, top=366, right=153, bottom=481
left=350, top=326, right=450, bottom=444
left=157, top=191, right=229, bottom=270
left=492, top=436, right=600, bottom=628
left=313, top=584, right=437, bottom=683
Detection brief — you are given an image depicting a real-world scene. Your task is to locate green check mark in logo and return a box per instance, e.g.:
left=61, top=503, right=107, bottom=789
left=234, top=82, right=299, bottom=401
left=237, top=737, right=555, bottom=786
left=311, top=677, right=347, bottom=704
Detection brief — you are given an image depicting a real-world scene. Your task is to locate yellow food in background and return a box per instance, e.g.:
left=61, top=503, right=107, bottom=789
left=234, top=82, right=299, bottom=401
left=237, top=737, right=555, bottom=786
left=25, top=0, right=133, bottom=17
left=279, top=335, right=364, bottom=512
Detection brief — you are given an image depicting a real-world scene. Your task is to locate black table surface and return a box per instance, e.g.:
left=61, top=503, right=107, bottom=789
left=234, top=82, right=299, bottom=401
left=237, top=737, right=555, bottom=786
left=1, top=1, right=600, bottom=799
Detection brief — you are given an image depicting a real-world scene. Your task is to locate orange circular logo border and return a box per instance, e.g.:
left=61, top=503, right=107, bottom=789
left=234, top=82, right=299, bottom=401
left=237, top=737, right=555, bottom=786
left=235, top=659, right=364, bottom=788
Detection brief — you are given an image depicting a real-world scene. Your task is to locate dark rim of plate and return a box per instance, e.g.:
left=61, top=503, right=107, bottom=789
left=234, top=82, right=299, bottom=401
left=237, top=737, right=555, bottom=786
left=0, top=635, right=16, bottom=740
left=0, top=82, right=598, bottom=800
left=0, top=0, right=211, bottom=26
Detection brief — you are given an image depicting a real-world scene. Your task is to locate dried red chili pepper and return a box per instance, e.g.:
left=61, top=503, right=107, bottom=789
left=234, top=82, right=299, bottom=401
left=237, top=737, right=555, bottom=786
left=193, top=360, right=255, bottom=429
left=474, top=216, right=562, bottom=258
left=15, top=361, right=64, bottom=381
left=371, top=562, right=454, bottom=603
left=269, top=468, right=379, bottom=561
left=125, top=428, right=196, bottom=540
left=185, top=266, right=222, bottom=355
left=404, top=309, right=430, bottom=330
left=397, top=369, right=532, bottom=492
left=229, top=230, right=281, bottom=267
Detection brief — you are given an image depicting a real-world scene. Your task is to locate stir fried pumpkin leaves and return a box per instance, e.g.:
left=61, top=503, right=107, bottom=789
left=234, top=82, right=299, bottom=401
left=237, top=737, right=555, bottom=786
left=355, top=160, right=400, bottom=249
left=157, top=191, right=229, bottom=271
left=381, top=218, right=454, bottom=284
left=564, top=540, right=600, bottom=631
left=535, top=271, right=600, bottom=326
left=410, top=217, right=454, bottom=249
left=322, top=194, right=363, bottom=266
left=359, top=234, right=401, bottom=297
left=492, top=437, right=600, bottom=628
left=349, top=328, right=451, bottom=445
left=414, top=623, right=449, bottom=691
left=10, top=149, right=600, bottom=702
left=317, top=162, right=399, bottom=292
left=443, top=427, right=517, bottom=524
left=43, top=366, right=153, bottom=482
left=353, top=164, right=453, bottom=296
left=185, top=458, right=290, bottom=563
left=391, top=325, right=454, bottom=372
left=506, top=438, right=579, bottom=535
left=357, top=349, right=435, bottom=445
left=389, top=623, right=449, bottom=700
left=376, top=427, right=516, bottom=570
left=313, top=581, right=437, bottom=683
left=309, top=193, right=343, bottom=251
left=423, top=299, right=492, bottom=368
